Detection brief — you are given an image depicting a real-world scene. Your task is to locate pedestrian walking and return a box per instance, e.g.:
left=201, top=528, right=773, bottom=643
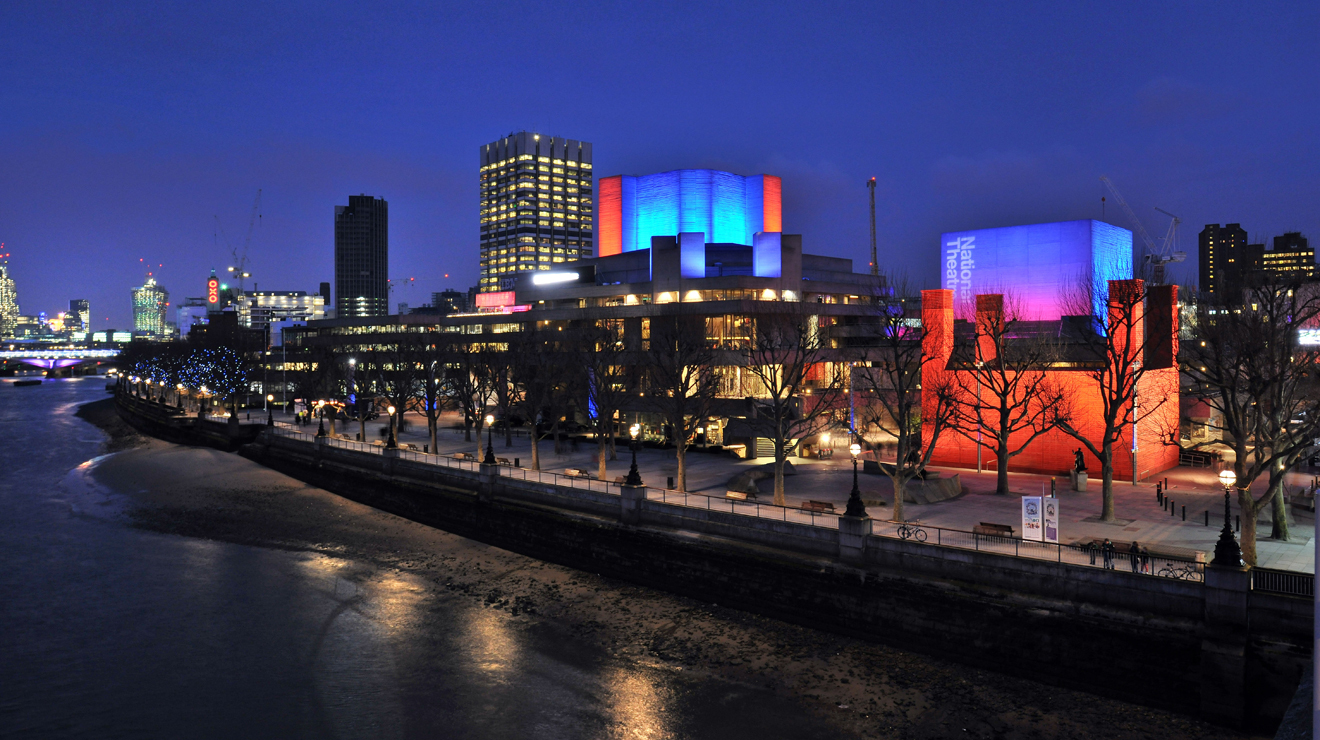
left=1102, top=538, right=1115, bottom=569
left=1087, top=541, right=1097, bottom=565
left=1128, top=541, right=1140, bottom=573
left=1140, top=545, right=1151, bottom=574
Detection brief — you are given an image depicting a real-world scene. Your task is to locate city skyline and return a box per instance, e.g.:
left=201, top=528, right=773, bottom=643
left=0, top=2, right=1316, bottom=329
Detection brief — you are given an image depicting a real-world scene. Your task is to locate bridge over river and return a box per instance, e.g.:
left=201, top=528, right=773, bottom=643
left=0, top=348, right=120, bottom=371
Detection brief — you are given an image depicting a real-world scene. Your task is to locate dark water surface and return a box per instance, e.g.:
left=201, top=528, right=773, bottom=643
left=0, top=379, right=845, bottom=739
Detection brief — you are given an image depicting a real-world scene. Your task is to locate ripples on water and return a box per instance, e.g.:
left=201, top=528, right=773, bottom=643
left=0, top=379, right=845, bottom=739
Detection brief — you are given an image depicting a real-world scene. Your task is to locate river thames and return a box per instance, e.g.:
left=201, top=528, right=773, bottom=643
left=1, top=378, right=1245, bottom=740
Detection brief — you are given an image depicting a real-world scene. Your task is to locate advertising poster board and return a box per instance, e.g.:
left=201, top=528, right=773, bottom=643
left=1022, top=496, right=1043, bottom=542
left=1043, top=498, right=1060, bottom=544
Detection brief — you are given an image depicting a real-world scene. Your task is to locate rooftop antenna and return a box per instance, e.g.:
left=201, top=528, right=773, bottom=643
left=867, top=177, right=878, bottom=277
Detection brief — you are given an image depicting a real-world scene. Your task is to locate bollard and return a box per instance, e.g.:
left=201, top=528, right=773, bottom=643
left=667, top=476, right=674, bottom=489
left=514, top=457, right=520, bottom=467
left=1181, top=505, right=1185, bottom=521
left=424, top=444, right=428, bottom=453
left=1235, top=514, right=1240, bottom=532
left=1205, top=510, right=1209, bottom=526
left=1170, top=500, right=1175, bottom=517
left=1164, top=477, right=1169, bottom=490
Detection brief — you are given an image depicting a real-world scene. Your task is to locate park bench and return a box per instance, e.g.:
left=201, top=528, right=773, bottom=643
left=497, top=457, right=512, bottom=466
left=726, top=490, right=753, bottom=501
left=973, top=522, right=1014, bottom=538
left=802, top=500, right=836, bottom=513
left=453, top=452, right=475, bottom=461
left=564, top=468, right=592, bottom=479
left=614, top=475, right=626, bottom=484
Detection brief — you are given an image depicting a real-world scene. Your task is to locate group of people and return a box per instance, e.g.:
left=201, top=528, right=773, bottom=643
left=293, top=409, right=316, bottom=426
left=1086, top=538, right=1152, bottom=573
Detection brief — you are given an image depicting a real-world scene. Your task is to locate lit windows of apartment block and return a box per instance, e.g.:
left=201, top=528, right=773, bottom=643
left=478, top=132, right=592, bottom=293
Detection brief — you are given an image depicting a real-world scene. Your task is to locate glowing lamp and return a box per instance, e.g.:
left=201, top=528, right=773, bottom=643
left=1218, top=469, right=1237, bottom=488
left=821, top=433, right=831, bottom=445
left=485, top=414, right=494, bottom=425
left=388, top=406, right=396, bottom=415
left=629, top=423, right=640, bottom=439
left=849, top=443, right=861, bottom=457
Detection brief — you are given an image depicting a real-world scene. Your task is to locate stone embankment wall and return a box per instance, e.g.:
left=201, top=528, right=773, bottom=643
left=105, top=393, right=1304, bottom=733
left=114, top=394, right=265, bottom=451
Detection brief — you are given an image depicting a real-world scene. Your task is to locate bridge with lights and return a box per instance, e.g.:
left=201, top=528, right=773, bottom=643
left=0, top=348, right=120, bottom=370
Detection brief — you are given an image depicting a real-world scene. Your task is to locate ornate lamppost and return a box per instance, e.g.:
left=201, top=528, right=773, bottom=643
left=316, top=399, right=326, bottom=438
left=625, top=423, right=643, bottom=486
left=386, top=405, right=398, bottom=448
left=846, top=439, right=868, bottom=517
left=483, top=413, right=496, bottom=465
left=266, top=394, right=275, bottom=426
left=1213, top=469, right=1243, bottom=567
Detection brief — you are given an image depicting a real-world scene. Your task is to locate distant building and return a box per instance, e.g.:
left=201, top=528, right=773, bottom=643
left=176, top=298, right=209, bottom=337
left=69, top=299, right=90, bottom=332
left=236, top=291, right=327, bottom=335
left=0, top=261, right=18, bottom=338
left=1198, top=223, right=1251, bottom=298
left=396, top=302, right=410, bottom=315
left=1259, top=232, right=1313, bottom=280
left=479, top=132, right=593, bottom=293
left=132, top=277, right=169, bottom=337
left=432, top=288, right=469, bottom=314
left=335, top=194, right=389, bottom=317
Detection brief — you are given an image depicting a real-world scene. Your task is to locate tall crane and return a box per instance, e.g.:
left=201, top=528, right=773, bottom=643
left=867, top=177, right=878, bottom=277
left=1099, top=176, right=1185, bottom=284
left=214, top=190, right=261, bottom=296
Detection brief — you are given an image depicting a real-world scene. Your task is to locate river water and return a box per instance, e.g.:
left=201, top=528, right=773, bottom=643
left=0, top=379, right=846, bottom=739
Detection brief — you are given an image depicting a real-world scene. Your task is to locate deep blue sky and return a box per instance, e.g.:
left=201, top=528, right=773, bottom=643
left=1, top=1, right=1315, bottom=329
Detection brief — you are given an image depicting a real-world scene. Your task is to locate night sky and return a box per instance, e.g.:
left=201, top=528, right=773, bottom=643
left=2, top=1, right=1315, bottom=330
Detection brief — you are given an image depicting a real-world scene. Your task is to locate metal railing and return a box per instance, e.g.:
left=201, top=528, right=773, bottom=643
left=1251, top=567, right=1314, bottom=597
left=870, top=521, right=1205, bottom=581
left=642, top=487, right=842, bottom=528
left=501, top=466, right=621, bottom=495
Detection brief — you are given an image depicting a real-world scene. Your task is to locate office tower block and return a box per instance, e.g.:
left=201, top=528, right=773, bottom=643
left=1199, top=223, right=1251, bottom=298
left=335, top=194, right=389, bottom=317
left=69, top=299, right=90, bottom=332
left=478, top=132, right=593, bottom=292
left=132, top=277, right=169, bottom=337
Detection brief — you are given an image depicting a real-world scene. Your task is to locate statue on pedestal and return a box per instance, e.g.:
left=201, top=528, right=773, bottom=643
left=1074, top=448, right=1087, bottom=474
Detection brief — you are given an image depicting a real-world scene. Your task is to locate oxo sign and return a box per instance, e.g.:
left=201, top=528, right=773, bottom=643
left=207, top=277, right=219, bottom=304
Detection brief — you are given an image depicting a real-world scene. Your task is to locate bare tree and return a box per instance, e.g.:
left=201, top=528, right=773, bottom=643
left=1056, top=279, right=1181, bottom=521
left=409, top=332, right=451, bottom=454
left=488, top=344, right=523, bottom=448
left=642, top=313, right=721, bottom=491
left=1182, top=282, right=1320, bottom=563
left=576, top=320, right=633, bottom=481
left=372, top=339, right=426, bottom=443
left=510, top=330, right=566, bottom=471
left=946, top=294, right=1071, bottom=495
left=741, top=305, right=849, bottom=507
left=444, top=338, right=497, bottom=455
left=854, top=278, right=958, bottom=521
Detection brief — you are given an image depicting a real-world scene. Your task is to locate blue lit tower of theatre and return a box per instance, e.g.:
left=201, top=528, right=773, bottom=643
left=478, top=132, right=593, bottom=293
left=335, top=194, right=389, bottom=317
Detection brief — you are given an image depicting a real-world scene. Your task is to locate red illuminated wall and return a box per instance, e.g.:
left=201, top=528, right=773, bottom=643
left=920, top=283, right=1182, bottom=479
left=599, top=175, right=623, bottom=257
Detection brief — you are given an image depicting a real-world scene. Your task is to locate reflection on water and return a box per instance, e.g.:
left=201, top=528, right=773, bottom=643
left=0, top=380, right=848, bottom=739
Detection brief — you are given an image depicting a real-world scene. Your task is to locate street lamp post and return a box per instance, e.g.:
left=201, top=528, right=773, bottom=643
left=316, top=400, right=326, bottom=438
left=1213, top=469, right=1243, bottom=567
left=176, top=384, right=184, bottom=411
left=846, top=439, right=868, bottom=517
left=483, top=414, right=496, bottom=465
left=386, top=405, right=397, bottom=448
left=266, top=394, right=274, bottom=426
left=625, top=423, right=643, bottom=486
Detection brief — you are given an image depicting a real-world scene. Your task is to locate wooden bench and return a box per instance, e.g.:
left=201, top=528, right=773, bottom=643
left=802, top=500, right=836, bottom=513
left=453, top=452, right=475, bottom=461
left=497, top=457, right=512, bottom=466
left=973, top=522, right=1014, bottom=537
left=726, top=490, right=752, bottom=501
left=564, top=468, right=592, bottom=479
left=614, top=475, right=626, bottom=484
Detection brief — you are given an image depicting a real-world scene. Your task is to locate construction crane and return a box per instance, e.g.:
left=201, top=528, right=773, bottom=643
left=1099, top=176, right=1185, bottom=284
left=214, top=189, right=261, bottom=296
left=867, top=177, right=878, bottom=277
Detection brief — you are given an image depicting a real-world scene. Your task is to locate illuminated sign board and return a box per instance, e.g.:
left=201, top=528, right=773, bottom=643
left=475, top=291, right=516, bottom=308
left=1299, top=329, right=1320, bottom=345
left=939, top=220, right=1132, bottom=321
left=207, top=277, right=219, bottom=304
left=532, top=272, right=580, bottom=286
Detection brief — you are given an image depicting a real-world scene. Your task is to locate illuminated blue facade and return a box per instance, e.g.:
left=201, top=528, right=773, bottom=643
left=612, top=169, right=775, bottom=252
left=939, top=220, right=1133, bottom=321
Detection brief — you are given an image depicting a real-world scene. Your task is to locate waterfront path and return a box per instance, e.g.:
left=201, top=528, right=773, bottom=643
left=260, top=408, right=1315, bottom=574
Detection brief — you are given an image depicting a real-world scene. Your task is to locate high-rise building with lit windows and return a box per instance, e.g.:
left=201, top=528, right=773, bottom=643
left=0, top=260, right=19, bottom=339
left=478, top=132, right=593, bottom=293
left=335, top=194, right=389, bottom=317
left=132, top=276, right=169, bottom=337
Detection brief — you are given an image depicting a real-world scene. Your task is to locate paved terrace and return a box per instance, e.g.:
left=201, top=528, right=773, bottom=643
left=252, top=407, right=1315, bottom=574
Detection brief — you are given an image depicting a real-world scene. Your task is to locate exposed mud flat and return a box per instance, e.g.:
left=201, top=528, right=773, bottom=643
left=78, top=399, right=1252, bottom=740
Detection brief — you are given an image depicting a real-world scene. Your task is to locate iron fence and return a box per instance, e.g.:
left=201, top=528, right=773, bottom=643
left=1251, top=567, right=1314, bottom=597
left=642, top=487, right=843, bottom=528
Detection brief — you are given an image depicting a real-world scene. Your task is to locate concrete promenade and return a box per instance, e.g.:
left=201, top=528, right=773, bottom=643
left=261, top=407, right=1315, bottom=573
